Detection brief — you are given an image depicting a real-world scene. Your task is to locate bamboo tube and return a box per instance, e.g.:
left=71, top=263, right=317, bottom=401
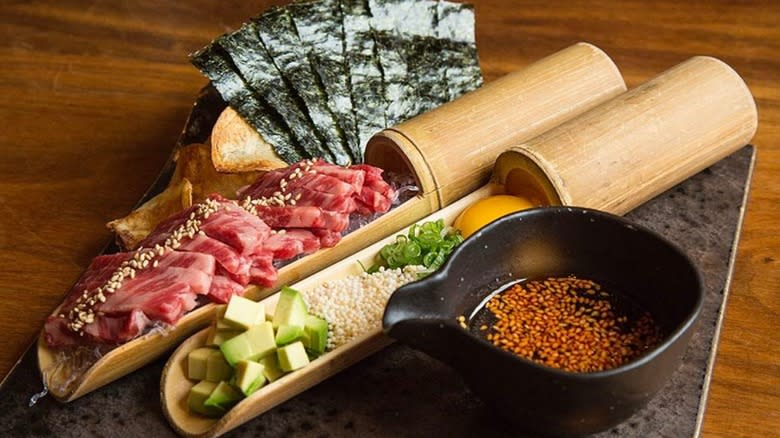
left=365, top=42, right=627, bottom=208
left=493, top=56, right=757, bottom=215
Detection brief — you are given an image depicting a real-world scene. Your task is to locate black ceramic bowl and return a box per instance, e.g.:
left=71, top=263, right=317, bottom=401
left=383, top=207, right=703, bottom=437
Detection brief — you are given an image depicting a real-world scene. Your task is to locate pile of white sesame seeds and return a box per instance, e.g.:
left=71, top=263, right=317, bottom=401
left=301, top=265, right=425, bottom=350
left=64, top=198, right=222, bottom=335
left=240, top=160, right=315, bottom=215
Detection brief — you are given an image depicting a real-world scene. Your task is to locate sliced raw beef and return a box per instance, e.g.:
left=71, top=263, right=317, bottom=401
left=243, top=172, right=356, bottom=201
left=236, top=161, right=309, bottom=199
left=262, top=230, right=321, bottom=260
left=355, top=186, right=393, bottom=214
left=248, top=252, right=277, bottom=287
left=178, top=234, right=251, bottom=283
left=208, top=270, right=248, bottom=304
left=197, top=203, right=270, bottom=255
left=155, top=251, right=216, bottom=279
left=311, top=229, right=342, bottom=248
left=254, top=205, right=349, bottom=231
left=311, top=162, right=365, bottom=193
left=139, top=196, right=269, bottom=258
left=292, top=189, right=356, bottom=213
left=66, top=253, right=129, bottom=308
left=96, top=271, right=199, bottom=323
left=45, top=307, right=151, bottom=347
left=81, top=310, right=150, bottom=345
left=351, top=164, right=396, bottom=214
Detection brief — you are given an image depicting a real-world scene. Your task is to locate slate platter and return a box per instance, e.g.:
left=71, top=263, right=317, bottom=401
left=0, top=85, right=756, bottom=437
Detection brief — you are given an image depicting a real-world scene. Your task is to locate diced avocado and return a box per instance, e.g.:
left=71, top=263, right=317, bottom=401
left=302, top=315, right=329, bottom=356
left=258, top=355, right=286, bottom=382
left=247, top=321, right=276, bottom=360
left=275, top=324, right=304, bottom=346
left=221, top=321, right=276, bottom=366
left=187, top=347, right=214, bottom=381
left=277, top=341, right=310, bottom=372
left=272, top=287, right=308, bottom=329
left=235, top=360, right=266, bottom=396
left=220, top=333, right=254, bottom=367
left=223, top=295, right=265, bottom=330
left=205, top=327, right=242, bottom=347
left=204, top=381, right=243, bottom=411
left=188, top=380, right=224, bottom=418
left=206, top=350, right=233, bottom=382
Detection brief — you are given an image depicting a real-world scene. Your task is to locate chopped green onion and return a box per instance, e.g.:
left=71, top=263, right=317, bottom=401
left=370, top=219, right=463, bottom=275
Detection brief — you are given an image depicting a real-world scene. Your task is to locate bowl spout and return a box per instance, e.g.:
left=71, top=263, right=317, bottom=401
left=383, top=274, right=448, bottom=333
left=383, top=274, right=468, bottom=361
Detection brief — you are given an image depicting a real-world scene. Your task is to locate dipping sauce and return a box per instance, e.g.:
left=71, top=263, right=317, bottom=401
left=471, top=276, right=662, bottom=373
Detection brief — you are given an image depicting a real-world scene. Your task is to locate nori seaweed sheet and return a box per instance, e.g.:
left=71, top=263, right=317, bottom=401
left=289, top=0, right=363, bottom=163
left=218, top=22, right=328, bottom=161
left=406, top=35, right=451, bottom=114
left=256, top=7, right=352, bottom=166
left=368, top=0, right=446, bottom=123
left=189, top=0, right=482, bottom=164
left=340, top=0, right=387, bottom=150
left=190, top=44, right=304, bottom=163
left=368, top=0, right=438, bottom=38
left=372, top=32, right=418, bottom=126
left=436, top=1, right=483, bottom=100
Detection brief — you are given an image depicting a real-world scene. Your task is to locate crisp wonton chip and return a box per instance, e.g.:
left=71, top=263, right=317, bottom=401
left=170, top=143, right=264, bottom=202
left=106, top=179, right=193, bottom=250
left=210, top=107, right=287, bottom=172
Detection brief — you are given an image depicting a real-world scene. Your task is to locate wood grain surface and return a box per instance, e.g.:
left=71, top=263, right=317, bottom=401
left=0, top=0, right=777, bottom=436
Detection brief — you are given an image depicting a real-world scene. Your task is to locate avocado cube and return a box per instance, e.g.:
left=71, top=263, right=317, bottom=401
left=206, top=350, right=233, bottom=382
left=247, top=322, right=276, bottom=360
left=302, top=315, right=329, bottom=356
left=272, top=287, right=308, bottom=329
left=188, top=380, right=224, bottom=418
left=187, top=347, right=214, bottom=381
left=205, top=327, right=242, bottom=347
left=214, top=305, right=234, bottom=330
left=235, top=360, right=266, bottom=396
left=220, top=332, right=254, bottom=367
left=277, top=341, right=310, bottom=372
left=275, top=324, right=304, bottom=346
left=204, top=381, right=243, bottom=411
left=223, top=295, right=265, bottom=330
left=258, top=355, right=286, bottom=382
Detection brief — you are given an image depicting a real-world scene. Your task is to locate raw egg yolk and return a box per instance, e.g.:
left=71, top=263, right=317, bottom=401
left=453, top=195, right=536, bottom=238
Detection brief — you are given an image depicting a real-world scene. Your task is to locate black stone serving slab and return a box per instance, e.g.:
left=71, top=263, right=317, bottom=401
left=0, top=85, right=755, bottom=437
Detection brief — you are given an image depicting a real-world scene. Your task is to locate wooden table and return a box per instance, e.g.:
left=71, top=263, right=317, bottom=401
left=0, top=0, right=777, bottom=435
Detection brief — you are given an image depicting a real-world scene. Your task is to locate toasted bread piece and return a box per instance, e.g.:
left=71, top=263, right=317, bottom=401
left=211, top=107, right=288, bottom=172
left=107, top=178, right=193, bottom=250
left=171, top=143, right=263, bottom=203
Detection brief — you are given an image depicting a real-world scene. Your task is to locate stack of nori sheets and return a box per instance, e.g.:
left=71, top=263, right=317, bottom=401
left=191, top=0, right=482, bottom=165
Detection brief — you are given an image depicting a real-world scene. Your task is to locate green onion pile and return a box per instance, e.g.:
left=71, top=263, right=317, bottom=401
left=367, top=219, right=464, bottom=274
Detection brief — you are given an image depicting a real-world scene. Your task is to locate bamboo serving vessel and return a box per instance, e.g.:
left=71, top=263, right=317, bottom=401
left=492, top=56, right=758, bottom=213
left=38, top=42, right=626, bottom=402
left=161, top=184, right=499, bottom=438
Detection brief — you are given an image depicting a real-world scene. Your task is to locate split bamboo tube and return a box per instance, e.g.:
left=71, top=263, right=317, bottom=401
left=493, top=56, right=757, bottom=215
left=365, top=42, right=626, bottom=209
